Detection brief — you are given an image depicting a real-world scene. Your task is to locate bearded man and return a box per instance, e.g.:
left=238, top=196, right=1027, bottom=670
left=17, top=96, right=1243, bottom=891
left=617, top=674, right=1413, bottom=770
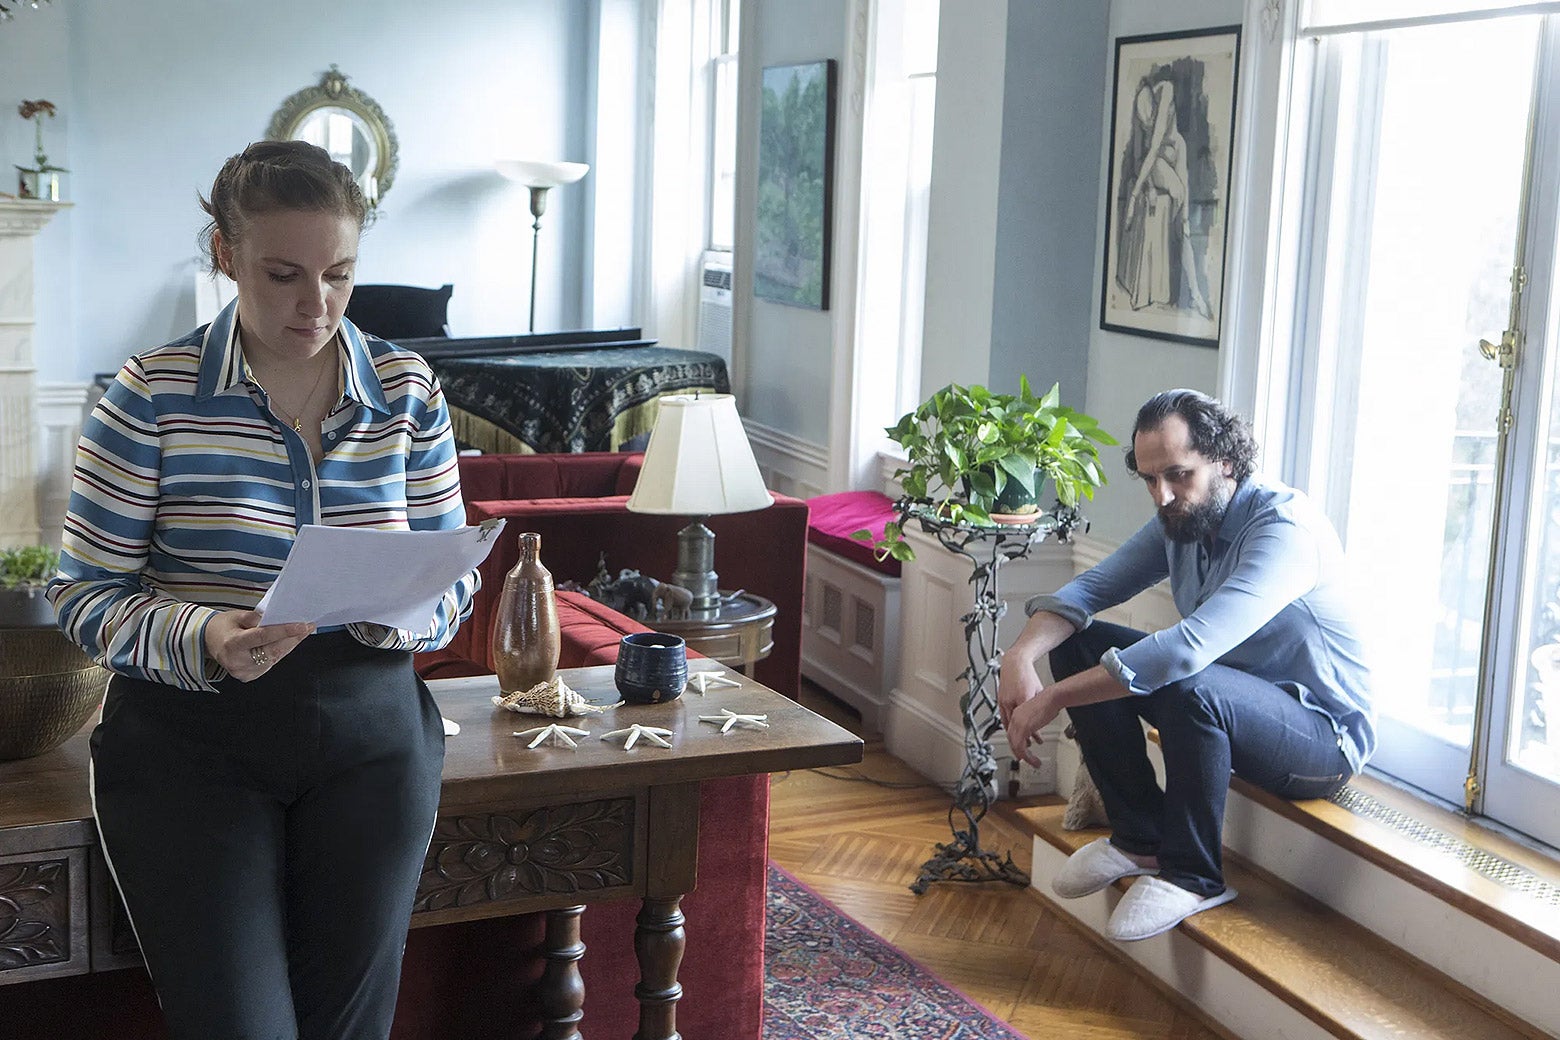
left=998, top=389, right=1374, bottom=941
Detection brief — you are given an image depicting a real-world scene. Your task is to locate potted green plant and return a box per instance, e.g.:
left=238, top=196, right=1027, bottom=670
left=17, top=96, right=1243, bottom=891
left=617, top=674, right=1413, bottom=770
left=855, top=377, right=1116, bottom=561
left=0, top=544, right=60, bottom=628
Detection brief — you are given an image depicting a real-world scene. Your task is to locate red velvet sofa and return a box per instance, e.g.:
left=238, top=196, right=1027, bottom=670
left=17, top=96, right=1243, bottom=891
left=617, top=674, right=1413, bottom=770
left=419, top=450, right=809, bottom=701
left=400, top=451, right=811, bottom=1040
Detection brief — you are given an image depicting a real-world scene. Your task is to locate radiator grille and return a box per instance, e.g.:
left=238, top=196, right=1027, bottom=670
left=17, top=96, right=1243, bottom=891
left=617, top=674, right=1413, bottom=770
left=822, top=586, right=843, bottom=632
left=853, top=600, right=875, bottom=651
left=1330, top=785, right=1560, bottom=907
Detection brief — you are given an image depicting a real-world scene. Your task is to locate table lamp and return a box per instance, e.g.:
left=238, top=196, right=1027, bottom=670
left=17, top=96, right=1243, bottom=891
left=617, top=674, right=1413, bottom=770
left=627, top=394, right=774, bottom=612
left=494, top=158, right=590, bottom=333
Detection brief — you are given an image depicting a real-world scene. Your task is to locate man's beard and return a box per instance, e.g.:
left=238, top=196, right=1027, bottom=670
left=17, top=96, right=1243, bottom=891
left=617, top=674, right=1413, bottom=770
left=1159, top=481, right=1233, bottom=544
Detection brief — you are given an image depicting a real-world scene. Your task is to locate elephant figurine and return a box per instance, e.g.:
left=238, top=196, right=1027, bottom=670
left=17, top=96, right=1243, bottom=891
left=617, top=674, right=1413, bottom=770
left=652, top=580, right=694, bottom=620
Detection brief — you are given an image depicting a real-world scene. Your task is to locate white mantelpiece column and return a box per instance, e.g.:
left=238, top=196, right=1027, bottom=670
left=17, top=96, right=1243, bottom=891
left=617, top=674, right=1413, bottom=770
left=0, top=199, right=70, bottom=547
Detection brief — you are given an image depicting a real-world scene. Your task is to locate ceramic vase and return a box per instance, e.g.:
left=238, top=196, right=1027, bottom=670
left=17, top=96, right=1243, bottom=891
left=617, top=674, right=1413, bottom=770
left=490, top=532, right=561, bottom=694
left=614, top=632, right=688, bottom=704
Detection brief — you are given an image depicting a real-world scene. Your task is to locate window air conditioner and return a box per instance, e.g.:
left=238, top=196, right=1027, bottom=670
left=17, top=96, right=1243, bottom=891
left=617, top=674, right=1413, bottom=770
left=697, top=251, right=733, bottom=355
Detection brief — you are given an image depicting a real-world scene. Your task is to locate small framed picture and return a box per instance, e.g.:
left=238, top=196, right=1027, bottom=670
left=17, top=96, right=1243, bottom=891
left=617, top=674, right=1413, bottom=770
left=755, top=60, right=837, bottom=311
left=1100, top=26, right=1241, bottom=348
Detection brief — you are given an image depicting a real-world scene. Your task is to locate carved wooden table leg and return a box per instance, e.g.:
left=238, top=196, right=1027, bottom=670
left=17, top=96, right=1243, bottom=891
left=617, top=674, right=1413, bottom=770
left=635, top=780, right=699, bottom=1040
left=632, top=895, right=685, bottom=1040
left=540, top=905, right=586, bottom=1040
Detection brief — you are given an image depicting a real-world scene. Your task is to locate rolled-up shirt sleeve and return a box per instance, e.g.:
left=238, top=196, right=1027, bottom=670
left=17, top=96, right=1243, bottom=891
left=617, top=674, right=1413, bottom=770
left=1110, top=518, right=1320, bottom=694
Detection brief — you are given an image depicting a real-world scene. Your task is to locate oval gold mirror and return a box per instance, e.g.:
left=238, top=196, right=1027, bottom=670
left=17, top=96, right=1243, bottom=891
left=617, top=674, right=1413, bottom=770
left=267, top=66, right=398, bottom=204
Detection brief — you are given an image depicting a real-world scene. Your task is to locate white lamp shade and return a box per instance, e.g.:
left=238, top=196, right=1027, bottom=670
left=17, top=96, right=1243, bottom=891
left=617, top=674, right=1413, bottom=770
left=494, top=159, right=590, bottom=188
left=627, top=395, right=774, bottom=516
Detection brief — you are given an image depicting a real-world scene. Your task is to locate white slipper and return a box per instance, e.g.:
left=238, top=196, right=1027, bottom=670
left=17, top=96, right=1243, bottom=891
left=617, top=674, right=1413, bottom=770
left=1106, top=876, right=1237, bottom=941
left=1052, top=837, right=1156, bottom=899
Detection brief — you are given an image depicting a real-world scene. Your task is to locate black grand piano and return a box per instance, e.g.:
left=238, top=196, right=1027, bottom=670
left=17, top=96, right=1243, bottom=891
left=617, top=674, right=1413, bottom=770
left=399, top=327, right=730, bottom=455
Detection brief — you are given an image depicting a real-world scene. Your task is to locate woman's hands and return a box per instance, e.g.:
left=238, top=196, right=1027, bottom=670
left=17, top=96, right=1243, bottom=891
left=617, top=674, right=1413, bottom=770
left=204, top=609, right=315, bottom=682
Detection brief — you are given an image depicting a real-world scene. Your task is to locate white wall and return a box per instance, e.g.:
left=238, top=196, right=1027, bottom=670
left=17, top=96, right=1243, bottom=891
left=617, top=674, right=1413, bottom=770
left=987, top=0, right=1108, bottom=406
left=1081, top=0, right=1243, bottom=545
left=0, top=3, right=73, bottom=385
left=0, top=0, right=603, bottom=383
left=911, top=0, right=1241, bottom=544
left=733, top=0, right=850, bottom=447
left=919, top=0, right=1007, bottom=394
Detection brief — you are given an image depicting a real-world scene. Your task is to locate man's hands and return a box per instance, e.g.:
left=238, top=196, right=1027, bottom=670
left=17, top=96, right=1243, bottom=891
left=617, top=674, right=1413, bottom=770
left=998, top=609, right=1079, bottom=768
left=1005, top=690, right=1060, bottom=768
left=204, top=609, right=315, bottom=682
left=998, top=653, right=1058, bottom=769
left=997, top=651, right=1044, bottom=731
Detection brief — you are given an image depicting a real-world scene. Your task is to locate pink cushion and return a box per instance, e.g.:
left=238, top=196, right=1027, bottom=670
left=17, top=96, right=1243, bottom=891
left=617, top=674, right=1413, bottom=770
left=805, top=491, right=901, bottom=577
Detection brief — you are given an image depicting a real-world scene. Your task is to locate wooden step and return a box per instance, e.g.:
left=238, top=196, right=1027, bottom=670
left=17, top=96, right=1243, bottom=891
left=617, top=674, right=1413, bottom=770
left=1226, top=771, right=1560, bottom=959
left=1009, top=802, right=1549, bottom=1040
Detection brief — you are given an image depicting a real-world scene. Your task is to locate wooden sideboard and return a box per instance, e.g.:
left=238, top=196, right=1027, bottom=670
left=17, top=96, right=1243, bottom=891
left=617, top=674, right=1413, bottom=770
left=0, top=662, right=861, bottom=1038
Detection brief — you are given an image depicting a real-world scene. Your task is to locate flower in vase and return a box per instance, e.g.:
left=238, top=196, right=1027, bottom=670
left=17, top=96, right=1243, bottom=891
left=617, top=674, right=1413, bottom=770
left=17, top=99, right=64, bottom=171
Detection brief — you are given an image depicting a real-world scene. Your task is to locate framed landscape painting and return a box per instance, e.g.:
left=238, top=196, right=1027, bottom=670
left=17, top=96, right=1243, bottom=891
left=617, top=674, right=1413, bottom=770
left=1100, top=26, right=1241, bottom=347
left=755, top=59, right=836, bottom=310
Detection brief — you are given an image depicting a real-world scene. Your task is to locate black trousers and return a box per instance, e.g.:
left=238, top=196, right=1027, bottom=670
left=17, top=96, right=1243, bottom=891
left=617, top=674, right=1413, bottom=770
left=90, top=632, right=445, bottom=1040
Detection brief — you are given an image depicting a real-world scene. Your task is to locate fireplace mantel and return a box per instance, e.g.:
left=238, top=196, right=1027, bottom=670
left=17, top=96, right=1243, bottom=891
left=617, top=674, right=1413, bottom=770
left=0, top=198, right=71, bottom=546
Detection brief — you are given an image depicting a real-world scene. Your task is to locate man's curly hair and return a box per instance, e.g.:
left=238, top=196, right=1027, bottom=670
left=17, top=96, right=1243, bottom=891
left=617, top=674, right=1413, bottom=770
left=1124, top=389, right=1258, bottom=484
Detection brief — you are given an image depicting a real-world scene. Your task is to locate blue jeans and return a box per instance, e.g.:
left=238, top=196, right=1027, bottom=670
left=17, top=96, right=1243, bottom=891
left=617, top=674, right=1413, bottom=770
left=1052, top=621, right=1351, bottom=897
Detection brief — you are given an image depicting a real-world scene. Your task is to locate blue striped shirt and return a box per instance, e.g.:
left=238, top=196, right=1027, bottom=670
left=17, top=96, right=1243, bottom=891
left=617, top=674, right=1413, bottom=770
left=49, top=299, right=478, bottom=692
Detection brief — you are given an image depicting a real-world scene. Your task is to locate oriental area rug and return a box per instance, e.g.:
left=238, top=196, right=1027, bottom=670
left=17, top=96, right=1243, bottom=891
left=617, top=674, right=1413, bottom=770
left=764, top=864, right=1029, bottom=1040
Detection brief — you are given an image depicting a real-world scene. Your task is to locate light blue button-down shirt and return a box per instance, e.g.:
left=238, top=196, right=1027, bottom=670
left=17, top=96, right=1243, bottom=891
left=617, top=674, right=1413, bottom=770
left=1025, top=476, right=1375, bottom=774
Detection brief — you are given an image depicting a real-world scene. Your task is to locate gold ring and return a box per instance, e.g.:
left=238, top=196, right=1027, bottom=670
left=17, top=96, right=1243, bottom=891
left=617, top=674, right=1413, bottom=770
left=250, top=647, right=269, bottom=667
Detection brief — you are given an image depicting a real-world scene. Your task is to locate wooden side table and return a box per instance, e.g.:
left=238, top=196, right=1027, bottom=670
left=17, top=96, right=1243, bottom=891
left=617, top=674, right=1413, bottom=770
left=654, top=592, right=776, bottom=674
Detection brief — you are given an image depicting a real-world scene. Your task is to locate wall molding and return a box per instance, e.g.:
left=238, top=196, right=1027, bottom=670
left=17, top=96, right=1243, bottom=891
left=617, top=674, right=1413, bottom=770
left=744, top=419, right=829, bottom=501
left=35, top=381, right=92, bottom=548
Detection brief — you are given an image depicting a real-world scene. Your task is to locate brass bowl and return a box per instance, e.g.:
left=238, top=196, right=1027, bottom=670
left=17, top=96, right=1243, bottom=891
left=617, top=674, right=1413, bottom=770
left=0, top=627, right=109, bottom=761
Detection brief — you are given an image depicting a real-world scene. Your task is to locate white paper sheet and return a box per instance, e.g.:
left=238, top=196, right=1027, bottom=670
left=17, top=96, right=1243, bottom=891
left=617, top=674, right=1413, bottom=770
left=256, top=520, right=506, bottom=630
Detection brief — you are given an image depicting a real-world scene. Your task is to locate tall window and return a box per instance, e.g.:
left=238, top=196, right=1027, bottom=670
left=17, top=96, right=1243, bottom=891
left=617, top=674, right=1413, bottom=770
left=707, top=0, right=740, bottom=253
left=895, top=0, right=939, bottom=417
left=1269, top=2, right=1560, bottom=845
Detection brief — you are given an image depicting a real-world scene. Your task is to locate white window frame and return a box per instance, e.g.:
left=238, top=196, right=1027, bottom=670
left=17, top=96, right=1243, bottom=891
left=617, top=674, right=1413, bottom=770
left=1222, top=0, right=1560, bottom=841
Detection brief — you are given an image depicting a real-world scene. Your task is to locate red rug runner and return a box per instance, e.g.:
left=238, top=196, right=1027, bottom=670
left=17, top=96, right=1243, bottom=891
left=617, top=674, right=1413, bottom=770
left=764, top=863, right=1029, bottom=1039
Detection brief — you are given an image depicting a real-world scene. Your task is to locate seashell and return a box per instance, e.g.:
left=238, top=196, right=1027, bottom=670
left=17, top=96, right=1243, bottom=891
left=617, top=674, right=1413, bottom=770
left=491, top=676, right=606, bottom=718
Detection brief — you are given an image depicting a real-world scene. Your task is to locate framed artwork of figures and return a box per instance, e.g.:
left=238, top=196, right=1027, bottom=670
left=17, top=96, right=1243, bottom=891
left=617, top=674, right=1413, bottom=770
left=1100, top=26, right=1241, bottom=348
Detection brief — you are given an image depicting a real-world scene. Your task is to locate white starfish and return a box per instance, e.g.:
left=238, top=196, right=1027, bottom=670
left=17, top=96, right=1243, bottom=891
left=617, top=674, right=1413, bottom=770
left=513, top=723, right=592, bottom=749
left=699, top=708, right=769, bottom=734
left=600, top=724, right=675, bottom=750
left=687, top=670, right=742, bottom=694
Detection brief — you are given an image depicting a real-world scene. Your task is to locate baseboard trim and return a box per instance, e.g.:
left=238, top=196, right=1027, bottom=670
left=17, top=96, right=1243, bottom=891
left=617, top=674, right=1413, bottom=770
left=882, top=691, right=969, bottom=790
left=800, top=654, right=889, bottom=735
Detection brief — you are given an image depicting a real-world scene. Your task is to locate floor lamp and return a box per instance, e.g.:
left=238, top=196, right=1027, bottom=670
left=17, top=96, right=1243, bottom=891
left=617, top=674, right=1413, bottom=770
left=495, top=159, right=589, bottom=333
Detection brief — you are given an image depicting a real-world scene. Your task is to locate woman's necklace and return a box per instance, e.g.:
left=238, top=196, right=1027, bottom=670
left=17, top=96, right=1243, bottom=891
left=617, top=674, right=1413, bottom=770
left=265, top=349, right=336, bottom=433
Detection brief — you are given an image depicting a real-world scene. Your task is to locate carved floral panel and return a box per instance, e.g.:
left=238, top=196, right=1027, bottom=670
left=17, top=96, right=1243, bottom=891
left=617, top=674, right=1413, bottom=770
left=0, top=859, right=68, bottom=971
left=416, top=798, right=635, bottom=914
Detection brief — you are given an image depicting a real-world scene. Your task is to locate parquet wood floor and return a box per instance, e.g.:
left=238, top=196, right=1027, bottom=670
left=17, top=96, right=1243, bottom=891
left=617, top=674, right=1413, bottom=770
left=769, top=683, right=1228, bottom=1040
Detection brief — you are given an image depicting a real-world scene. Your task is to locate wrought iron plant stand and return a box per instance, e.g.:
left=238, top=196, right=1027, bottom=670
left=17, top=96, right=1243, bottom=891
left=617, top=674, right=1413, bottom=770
left=907, top=505, right=1082, bottom=895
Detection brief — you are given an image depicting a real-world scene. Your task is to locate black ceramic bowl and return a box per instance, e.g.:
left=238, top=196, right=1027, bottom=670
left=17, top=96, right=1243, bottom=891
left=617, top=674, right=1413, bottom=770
left=614, top=632, right=688, bottom=704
